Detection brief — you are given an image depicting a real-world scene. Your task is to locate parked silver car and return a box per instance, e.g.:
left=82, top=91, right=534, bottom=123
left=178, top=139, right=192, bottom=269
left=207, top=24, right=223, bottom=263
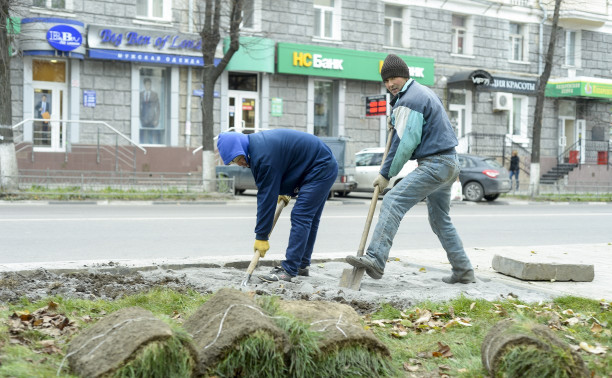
left=354, top=147, right=417, bottom=193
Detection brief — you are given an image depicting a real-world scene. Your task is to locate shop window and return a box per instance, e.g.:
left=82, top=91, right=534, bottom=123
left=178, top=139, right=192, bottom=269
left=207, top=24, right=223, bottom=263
left=509, top=23, right=528, bottom=62
left=229, top=73, right=258, bottom=91
left=314, top=80, right=333, bottom=137
left=509, top=96, right=528, bottom=138
left=139, top=67, right=169, bottom=145
left=564, top=30, right=581, bottom=67
left=314, top=0, right=341, bottom=40
left=451, top=14, right=473, bottom=56
left=136, top=0, right=170, bottom=21
left=32, top=59, right=66, bottom=83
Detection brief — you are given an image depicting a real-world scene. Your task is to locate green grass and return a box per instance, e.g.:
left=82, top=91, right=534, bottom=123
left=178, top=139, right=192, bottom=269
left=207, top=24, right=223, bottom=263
left=0, top=185, right=231, bottom=201
left=1, top=291, right=610, bottom=377
left=504, top=193, right=612, bottom=202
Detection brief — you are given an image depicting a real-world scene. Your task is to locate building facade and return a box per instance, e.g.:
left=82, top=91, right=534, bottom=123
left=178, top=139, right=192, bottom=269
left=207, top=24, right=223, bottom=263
left=8, top=0, right=612, bottom=184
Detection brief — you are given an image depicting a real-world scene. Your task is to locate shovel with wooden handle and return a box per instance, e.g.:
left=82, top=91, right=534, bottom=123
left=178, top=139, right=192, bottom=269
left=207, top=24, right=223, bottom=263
left=241, top=198, right=288, bottom=287
left=339, top=128, right=395, bottom=290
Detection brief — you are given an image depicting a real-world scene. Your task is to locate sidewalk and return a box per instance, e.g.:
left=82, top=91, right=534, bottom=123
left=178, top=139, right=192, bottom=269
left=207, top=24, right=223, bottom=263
left=1, top=243, right=609, bottom=304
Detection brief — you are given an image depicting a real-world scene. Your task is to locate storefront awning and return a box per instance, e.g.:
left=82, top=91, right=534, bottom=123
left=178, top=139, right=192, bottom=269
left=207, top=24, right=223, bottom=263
left=223, top=37, right=275, bottom=73
left=448, top=70, right=538, bottom=94
left=545, top=77, right=612, bottom=99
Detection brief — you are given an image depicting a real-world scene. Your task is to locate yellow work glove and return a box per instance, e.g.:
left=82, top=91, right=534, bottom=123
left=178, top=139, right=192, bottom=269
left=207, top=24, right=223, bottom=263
left=386, top=116, right=394, bottom=131
left=372, top=174, right=390, bottom=191
left=277, top=195, right=291, bottom=206
left=254, top=240, right=270, bottom=258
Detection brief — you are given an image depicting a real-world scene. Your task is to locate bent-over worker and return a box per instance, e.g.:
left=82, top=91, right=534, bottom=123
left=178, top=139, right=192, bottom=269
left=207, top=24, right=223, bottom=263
left=217, top=129, right=338, bottom=282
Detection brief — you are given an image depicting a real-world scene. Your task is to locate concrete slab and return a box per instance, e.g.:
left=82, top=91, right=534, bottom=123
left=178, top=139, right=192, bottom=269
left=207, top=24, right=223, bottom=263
left=491, top=254, right=594, bottom=282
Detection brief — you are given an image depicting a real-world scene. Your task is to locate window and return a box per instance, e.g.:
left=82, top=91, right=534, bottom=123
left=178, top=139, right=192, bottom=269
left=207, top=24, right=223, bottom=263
left=139, top=67, right=169, bottom=145
left=508, top=96, right=528, bottom=139
left=509, top=23, right=523, bottom=61
left=565, top=30, right=581, bottom=67
left=451, top=15, right=472, bottom=55
left=314, top=81, right=333, bottom=136
left=385, top=5, right=403, bottom=47
left=241, top=0, right=261, bottom=30
left=136, top=0, right=170, bottom=20
left=33, top=0, right=69, bottom=9
left=314, top=0, right=340, bottom=39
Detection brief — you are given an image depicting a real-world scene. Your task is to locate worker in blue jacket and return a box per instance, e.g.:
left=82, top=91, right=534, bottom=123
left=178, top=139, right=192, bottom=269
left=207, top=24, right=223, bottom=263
left=345, top=54, right=475, bottom=284
left=217, top=129, right=338, bottom=282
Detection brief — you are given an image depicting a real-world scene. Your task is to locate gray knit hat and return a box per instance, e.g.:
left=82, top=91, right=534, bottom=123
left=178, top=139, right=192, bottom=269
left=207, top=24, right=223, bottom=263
left=380, top=54, right=410, bottom=81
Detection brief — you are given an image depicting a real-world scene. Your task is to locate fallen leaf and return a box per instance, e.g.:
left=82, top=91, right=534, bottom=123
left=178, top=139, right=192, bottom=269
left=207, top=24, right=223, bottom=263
left=469, top=302, right=476, bottom=311
left=590, top=322, right=603, bottom=334
left=403, top=363, right=419, bottom=372
left=391, top=331, right=408, bottom=338
left=317, top=264, right=325, bottom=268
left=439, top=364, right=451, bottom=370
left=530, top=250, right=536, bottom=254
left=579, top=342, right=607, bottom=354
left=433, top=342, right=453, bottom=358
left=47, top=301, right=58, bottom=311
left=419, top=267, right=427, bottom=273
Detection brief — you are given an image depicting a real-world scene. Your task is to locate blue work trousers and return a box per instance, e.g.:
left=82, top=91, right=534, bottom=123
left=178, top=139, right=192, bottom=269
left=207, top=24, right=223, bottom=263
left=366, top=154, right=473, bottom=277
left=281, top=164, right=337, bottom=276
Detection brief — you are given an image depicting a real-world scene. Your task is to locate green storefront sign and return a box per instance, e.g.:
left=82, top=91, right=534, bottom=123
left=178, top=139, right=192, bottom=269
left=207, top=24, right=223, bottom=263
left=223, top=36, right=275, bottom=73
left=277, top=43, right=434, bottom=86
left=546, top=79, right=612, bottom=99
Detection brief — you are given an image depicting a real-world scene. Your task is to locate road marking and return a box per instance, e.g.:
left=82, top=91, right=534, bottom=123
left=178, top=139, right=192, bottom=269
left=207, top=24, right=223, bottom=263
left=1, top=212, right=611, bottom=222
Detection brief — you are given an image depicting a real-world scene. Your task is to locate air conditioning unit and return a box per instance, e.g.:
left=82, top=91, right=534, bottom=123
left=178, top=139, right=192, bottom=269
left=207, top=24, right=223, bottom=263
left=492, top=92, right=513, bottom=111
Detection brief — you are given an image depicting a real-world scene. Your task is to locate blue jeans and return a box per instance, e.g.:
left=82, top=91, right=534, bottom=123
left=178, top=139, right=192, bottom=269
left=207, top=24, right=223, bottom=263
left=509, top=170, right=519, bottom=189
left=366, top=154, right=473, bottom=276
left=281, top=162, right=338, bottom=276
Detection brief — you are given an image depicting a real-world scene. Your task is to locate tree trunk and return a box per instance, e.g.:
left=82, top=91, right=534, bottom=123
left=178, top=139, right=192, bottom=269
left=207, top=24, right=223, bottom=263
left=0, top=2, right=19, bottom=191
left=199, top=0, right=242, bottom=192
left=529, top=0, right=562, bottom=197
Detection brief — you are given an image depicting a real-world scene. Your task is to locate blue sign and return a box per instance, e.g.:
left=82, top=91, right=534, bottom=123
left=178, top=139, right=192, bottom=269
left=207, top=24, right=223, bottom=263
left=88, top=48, right=218, bottom=67
left=46, top=24, right=82, bottom=52
left=83, top=90, right=96, bottom=107
left=193, top=90, right=219, bottom=98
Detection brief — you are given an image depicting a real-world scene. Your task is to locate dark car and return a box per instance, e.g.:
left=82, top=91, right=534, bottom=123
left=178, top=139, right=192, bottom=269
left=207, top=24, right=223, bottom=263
left=458, top=154, right=511, bottom=202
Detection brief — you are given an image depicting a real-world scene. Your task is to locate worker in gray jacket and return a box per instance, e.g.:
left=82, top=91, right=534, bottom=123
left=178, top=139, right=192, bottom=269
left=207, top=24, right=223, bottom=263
left=345, top=54, right=475, bottom=284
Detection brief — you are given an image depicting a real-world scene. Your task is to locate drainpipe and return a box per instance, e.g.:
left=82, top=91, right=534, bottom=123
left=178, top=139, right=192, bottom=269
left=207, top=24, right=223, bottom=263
left=538, top=0, right=547, bottom=75
left=185, top=0, right=194, bottom=147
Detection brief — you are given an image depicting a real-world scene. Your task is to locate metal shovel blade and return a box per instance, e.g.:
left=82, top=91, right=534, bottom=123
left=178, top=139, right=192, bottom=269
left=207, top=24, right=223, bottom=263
left=339, top=267, right=365, bottom=291
left=241, top=250, right=261, bottom=287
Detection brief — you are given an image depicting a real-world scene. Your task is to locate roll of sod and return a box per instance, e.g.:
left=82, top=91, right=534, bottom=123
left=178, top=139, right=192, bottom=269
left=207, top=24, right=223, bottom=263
left=66, top=307, right=195, bottom=377
left=482, top=318, right=589, bottom=378
left=276, top=300, right=395, bottom=377
left=184, top=288, right=289, bottom=377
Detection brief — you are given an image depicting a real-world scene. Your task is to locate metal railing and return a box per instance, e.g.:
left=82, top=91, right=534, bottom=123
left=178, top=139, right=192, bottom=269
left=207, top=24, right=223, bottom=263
left=5, top=170, right=235, bottom=198
left=11, top=118, right=147, bottom=171
left=457, top=132, right=531, bottom=174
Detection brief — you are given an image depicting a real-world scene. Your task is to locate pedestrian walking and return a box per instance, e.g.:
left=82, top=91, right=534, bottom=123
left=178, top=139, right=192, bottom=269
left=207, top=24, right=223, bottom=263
left=344, top=54, right=475, bottom=284
left=509, top=150, right=520, bottom=191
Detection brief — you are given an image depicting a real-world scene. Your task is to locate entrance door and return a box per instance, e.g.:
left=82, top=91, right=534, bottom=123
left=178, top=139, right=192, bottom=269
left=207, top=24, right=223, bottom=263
left=558, top=118, right=576, bottom=163
left=32, top=85, right=66, bottom=151
left=228, top=91, right=258, bottom=133
left=449, top=104, right=467, bottom=153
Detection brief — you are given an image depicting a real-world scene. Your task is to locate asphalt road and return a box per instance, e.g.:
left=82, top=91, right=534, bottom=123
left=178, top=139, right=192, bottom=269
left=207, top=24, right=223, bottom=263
left=1, top=199, right=611, bottom=264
